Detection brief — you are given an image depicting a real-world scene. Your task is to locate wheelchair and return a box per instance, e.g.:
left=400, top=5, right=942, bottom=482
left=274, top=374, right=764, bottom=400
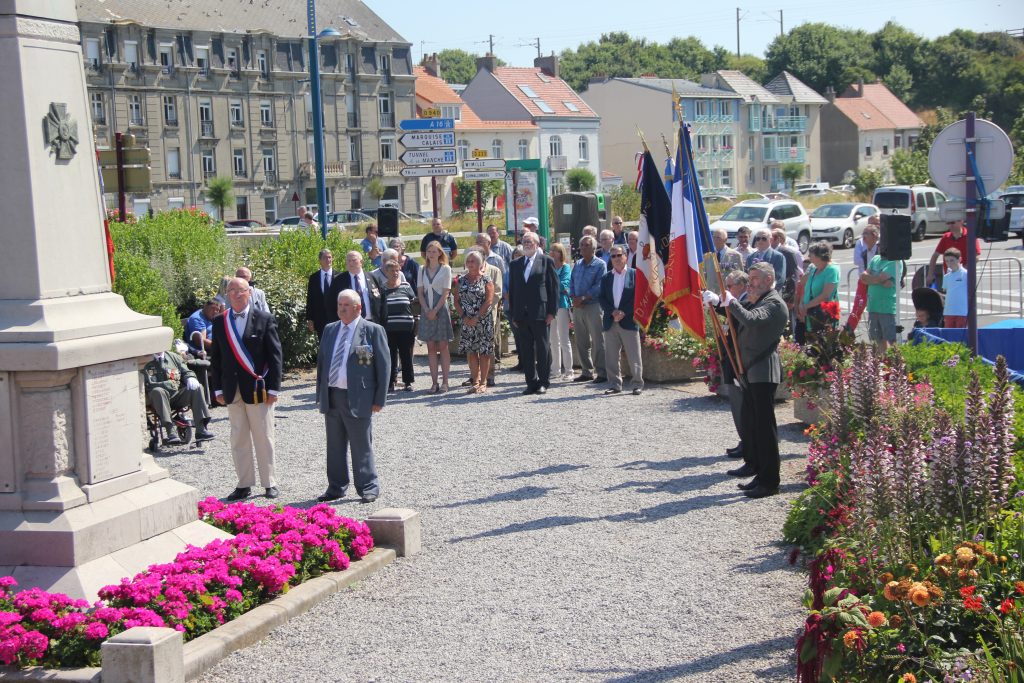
left=144, top=341, right=212, bottom=452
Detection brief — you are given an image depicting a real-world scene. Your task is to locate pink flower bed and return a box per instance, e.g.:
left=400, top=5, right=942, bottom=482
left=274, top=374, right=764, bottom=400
left=0, top=499, right=373, bottom=669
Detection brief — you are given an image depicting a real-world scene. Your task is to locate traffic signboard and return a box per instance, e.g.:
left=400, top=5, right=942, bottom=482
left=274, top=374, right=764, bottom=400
left=472, top=148, right=488, bottom=158
left=399, top=165, right=459, bottom=178
left=463, top=170, right=507, bottom=181
left=399, top=131, right=456, bottom=149
left=101, top=166, right=152, bottom=193
left=98, top=148, right=150, bottom=167
left=463, top=159, right=506, bottom=170
left=400, top=149, right=456, bottom=165
left=421, top=107, right=441, bottom=118
left=399, top=118, right=454, bottom=131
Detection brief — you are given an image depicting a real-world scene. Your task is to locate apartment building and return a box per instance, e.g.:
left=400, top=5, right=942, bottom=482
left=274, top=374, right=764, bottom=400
left=76, top=0, right=415, bottom=221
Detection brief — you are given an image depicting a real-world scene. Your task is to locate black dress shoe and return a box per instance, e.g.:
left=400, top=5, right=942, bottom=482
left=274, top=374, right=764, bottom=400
left=404, top=383, right=414, bottom=392
left=265, top=486, right=279, bottom=499
left=632, top=387, right=643, bottom=396
left=572, top=374, right=594, bottom=383
left=225, top=487, right=251, bottom=501
left=522, top=387, right=538, bottom=395
left=360, top=494, right=378, bottom=503
left=604, top=387, right=622, bottom=395
left=195, top=430, right=215, bottom=442
left=536, top=386, right=547, bottom=394
left=737, top=478, right=759, bottom=491
left=461, top=379, right=474, bottom=387
left=726, top=465, right=756, bottom=477
left=317, top=490, right=345, bottom=503
left=726, top=443, right=743, bottom=457
left=162, top=434, right=183, bottom=446
left=591, top=376, right=608, bottom=384
left=744, top=485, right=780, bottom=499
left=509, top=363, right=523, bottom=371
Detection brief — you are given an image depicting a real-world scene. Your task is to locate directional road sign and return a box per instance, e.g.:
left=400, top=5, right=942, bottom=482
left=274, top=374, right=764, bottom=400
left=399, top=131, right=455, bottom=149
left=98, top=148, right=151, bottom=167
left=463, top=170, right=507, bottom=181
left=463, top=159, right=506, bottom=170
left=399, top=165, right=459, bottom=178
left=400, top=149, right=456, bottom=165
left=399, top=118, right=454, bottom=131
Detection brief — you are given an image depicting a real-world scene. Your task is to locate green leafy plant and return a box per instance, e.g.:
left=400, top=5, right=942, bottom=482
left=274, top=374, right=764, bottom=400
left=566, top=167, right=597, bottom=192
left=111, top=251, right=182, bottom=342
left=204, top=176, right=234, bottom=221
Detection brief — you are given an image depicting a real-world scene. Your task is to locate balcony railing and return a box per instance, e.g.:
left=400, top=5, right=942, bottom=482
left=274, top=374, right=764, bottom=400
left=202, top=169, right=216, bottom=179
left=693, top=113, right=734, bottom=123
left=378, top=112, right=394, bottom=128
left=199, top=121, right=215, bottom=137
left=263, top=171, right=276, bottom=185
left=764, top=147, right=806, bottom=163
left=369, top=160, right=401, bottom=176
left=694, top=148, right=735, bottom=164
left=168, top=171, right=182, bottom=179
left=298, top=162, right=348, bottom=179
left=349, top=160, right=361, bottom=176
left=548, top=155, right=567, bottom=171
left=761, top=116, right=807, bottom=132
left=129, top=115, right=144, bottom=126
left=165, top=117, right=179, bottom=127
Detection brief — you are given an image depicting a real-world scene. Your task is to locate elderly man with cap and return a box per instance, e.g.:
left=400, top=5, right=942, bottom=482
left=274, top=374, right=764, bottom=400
left=521, top=216, right=547, bottom=250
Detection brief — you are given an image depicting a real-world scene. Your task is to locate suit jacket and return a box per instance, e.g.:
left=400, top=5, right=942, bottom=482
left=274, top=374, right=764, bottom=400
left=316, top=318, right=391, bottom=418
left=210, top=307, right=283, bottom=404
left=598, top=268, right=638, bottom=331
left=250, top=286, right=270, bottom=314
left=745, top=248, right=786, bottom=285
left=337, top=271, right=388, bottom=325
left=305, top=270, right=343, bottom=335
left=727, top=288, right=789, bottom=384
left=508, top=252, right=558, bottom=322
left=718, top=247, right=744, bottom=275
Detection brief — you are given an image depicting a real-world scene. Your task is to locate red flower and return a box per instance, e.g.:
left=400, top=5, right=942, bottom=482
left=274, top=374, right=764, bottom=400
left=963, top=595, right=984, bottom=611
left=960, top=585, right=976, bottom=598
left=820, top=301, right=841, bottom=320
left=1001, top=598, right=1016, bottom=614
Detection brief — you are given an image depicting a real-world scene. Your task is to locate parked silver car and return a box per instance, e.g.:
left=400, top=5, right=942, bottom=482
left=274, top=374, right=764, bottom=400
left=709, top=198, right=813, bottom=252
left=872, top=185, right=948, bottom=240
left=809, top=203, right=878, bottom=249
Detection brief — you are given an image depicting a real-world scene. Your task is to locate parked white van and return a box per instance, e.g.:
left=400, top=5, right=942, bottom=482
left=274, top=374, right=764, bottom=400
left=872, top=185, right=949, bottom=241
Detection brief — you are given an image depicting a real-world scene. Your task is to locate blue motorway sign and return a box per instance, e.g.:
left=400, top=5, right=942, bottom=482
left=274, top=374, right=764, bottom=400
left=398, top=118, right=455, bottom=131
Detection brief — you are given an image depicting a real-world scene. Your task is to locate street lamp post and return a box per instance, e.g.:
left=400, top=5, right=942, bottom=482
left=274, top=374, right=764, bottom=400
left=306, top=0, right=339, bottom=239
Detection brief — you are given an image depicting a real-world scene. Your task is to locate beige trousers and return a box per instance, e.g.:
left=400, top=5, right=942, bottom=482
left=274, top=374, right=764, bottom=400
left=227, top=393, right=276, bottom=488
left=603, top=323, right=644, bottom=391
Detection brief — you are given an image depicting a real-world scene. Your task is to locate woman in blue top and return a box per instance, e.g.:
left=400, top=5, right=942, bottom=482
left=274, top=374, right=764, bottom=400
left=547, top=243, right=574, bottom=380
left=798, top=241, right=841, bottom=333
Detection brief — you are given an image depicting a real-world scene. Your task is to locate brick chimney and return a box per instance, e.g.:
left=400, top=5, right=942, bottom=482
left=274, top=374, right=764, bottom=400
left=476, top=54, right=498, bottom=74
left=824, top=85, right=835, bottom=103
left=855, top=77, right=865, bottom=97
left=421, top=52, right=441, bottom=79
left=534, top=53, right=559, bottom=79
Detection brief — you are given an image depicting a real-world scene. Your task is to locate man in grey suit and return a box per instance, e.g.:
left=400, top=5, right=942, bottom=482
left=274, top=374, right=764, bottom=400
left=315, top=290, right=391, bottom=503
left=745, top=230, right=786, bottom=287
left=704, top=262, right=789, bottom=499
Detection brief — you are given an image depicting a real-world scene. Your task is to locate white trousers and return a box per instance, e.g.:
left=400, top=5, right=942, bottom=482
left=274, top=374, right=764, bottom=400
left=227, top=394, right=277, bottom=488
left=548, top=308, right=572, bottom=375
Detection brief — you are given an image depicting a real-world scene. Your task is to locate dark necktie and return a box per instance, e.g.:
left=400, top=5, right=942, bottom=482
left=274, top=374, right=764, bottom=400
left=353, top=276, right=367, bottom=318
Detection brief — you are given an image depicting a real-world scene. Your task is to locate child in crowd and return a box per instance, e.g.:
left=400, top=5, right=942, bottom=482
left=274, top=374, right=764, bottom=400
left=941, top=247, right=968, bottom=328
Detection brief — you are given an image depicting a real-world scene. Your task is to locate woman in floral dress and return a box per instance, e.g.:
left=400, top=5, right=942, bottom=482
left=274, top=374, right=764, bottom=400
left=454, top=250, right=495, bottom=393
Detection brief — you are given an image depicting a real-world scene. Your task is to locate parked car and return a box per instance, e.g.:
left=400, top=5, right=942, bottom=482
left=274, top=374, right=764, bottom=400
left=763, top=192, right=791, bottom=200
left=709, top=198, right=813, bottom=253
left=359, top=208, right=428, bottom=224
left=995, top=192, right=1024, bottom=238
left=831, top=184, right=856, bottom=194
left=794, top=182, right=830, bottom=193
left=224, top=219, right=266, bottom=232
left=794, top=188, right=829, bottom=198
left=872, top=184, right=948, bottom=241
left=324, top=210, right=375, bottom=230
left=702, top=194, right=736, bottom=204
left=809, top=203, right=878, bottom=249
left=271, top=216, right=304, bottom=231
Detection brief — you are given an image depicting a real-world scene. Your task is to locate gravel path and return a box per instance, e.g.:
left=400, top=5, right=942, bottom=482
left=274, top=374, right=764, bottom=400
left=161, top=355, right=808, bottom=682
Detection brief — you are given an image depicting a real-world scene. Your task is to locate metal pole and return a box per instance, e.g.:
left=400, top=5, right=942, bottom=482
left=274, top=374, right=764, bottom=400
left=476, top=181, right=483, bottom=232
left=430, top=176, right=438, bottom=219
left=115, top=132, right=127, bottom=221
left=965, top=112, right=978, bottom=354
left=307, top=0, right=328, bottom=239
left=779, top=9, right=784, bottom=36
left=736, top=8, right=741, bottom=58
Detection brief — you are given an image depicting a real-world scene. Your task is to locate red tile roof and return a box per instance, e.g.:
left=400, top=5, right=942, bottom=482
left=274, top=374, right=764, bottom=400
left=489, top=67, right=597, bottom=118
left=414, top=67, right=535, bottom=131
left=834, top=81, right=924, bottom=131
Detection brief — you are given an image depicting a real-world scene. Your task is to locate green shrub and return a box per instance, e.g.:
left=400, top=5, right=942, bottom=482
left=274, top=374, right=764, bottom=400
left=112, top=251, right=182, bottom=342
left=110, top=209, right=236, bottom=318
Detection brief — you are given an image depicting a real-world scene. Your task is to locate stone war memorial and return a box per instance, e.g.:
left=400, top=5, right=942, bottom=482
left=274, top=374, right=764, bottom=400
left=0, top=0, right=225, bottom=601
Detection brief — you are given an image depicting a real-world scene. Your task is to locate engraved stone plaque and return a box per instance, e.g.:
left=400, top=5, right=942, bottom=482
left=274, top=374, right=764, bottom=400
left=81, top=360, right=142, bottom=483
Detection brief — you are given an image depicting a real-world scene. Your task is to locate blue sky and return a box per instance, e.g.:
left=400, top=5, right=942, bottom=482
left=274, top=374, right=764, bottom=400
left=377, top=0, right=1021, bottom=71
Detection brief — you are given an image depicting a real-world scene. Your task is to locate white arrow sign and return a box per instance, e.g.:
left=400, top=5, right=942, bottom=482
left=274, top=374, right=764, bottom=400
left=399, top=131, right=456, bottom=149
left=463, top=171, right=507, bottom=181
left=463, top=159, right=507, bottom=170
left=399, top=165, right=459, bottom=178
left=400, top=149, right=456, bottom=165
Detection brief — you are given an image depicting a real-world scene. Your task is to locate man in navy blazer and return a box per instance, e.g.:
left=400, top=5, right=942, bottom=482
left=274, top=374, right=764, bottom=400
left=745, top=230, right=786, bottom=288
left=315, top=290, right=391, bottom=503
left=507, top=232, right=558, bottom=394
left=211, top=277, right=284, bottom=501
left=598, top=245, right=644, bottom=395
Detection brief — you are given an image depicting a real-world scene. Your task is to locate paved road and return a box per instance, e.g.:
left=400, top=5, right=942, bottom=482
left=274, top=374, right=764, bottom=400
left=161, top=364, right=808, bottom=682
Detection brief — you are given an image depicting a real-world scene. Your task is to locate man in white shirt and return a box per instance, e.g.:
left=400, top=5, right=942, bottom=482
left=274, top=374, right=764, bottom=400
left=597, top=245, right=643, bottom=395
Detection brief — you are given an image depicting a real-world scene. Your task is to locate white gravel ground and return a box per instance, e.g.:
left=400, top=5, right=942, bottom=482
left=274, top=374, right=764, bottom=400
left=160, top=355, right=807, bottom=683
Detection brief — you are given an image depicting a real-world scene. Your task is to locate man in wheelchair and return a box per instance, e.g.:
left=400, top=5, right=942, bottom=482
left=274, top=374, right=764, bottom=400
left=143, top=348, right=215, bottom=446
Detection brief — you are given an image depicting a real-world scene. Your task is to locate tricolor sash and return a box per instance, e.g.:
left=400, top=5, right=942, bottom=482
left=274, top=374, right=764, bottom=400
left=224, top=313, right=269, bottom=403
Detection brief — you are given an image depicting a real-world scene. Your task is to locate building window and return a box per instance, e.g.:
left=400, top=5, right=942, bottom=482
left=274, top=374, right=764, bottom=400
left=345, top=53, right=355, bottom=74
left=748, top=166, right=755, bottom=183
left=166, top=147, right=181, bottom=178
left=695, top=100, right=707, bottom=117
left=85, top=38, right=100, bottom=69
left=379, top=53, right=391, bottom=83
left=128, top=94, right=143, bottom=126
left=378, top=93, right=393, bottom=127
left=257, top=50, right=268, bottom=76
left=124, top=41, right=138, bottom=71
left=721, top=134, right=733, bottom=150
left=195, top=46, right=209, bottom=75
left=721, top=168, right=732, bottom=188
left=168, top=197, right=185, bottom=210
left=518, top=139, right=529, bottom=159
left=457, top=139, right=469, bottom=161
left=721, top=100, right=733, bottom=117
left=882, top=141, right=890, bottom=156
left=90, top=92, right=105, bottom=124
left=349, top=135, right=361, bottom=175
left=549, top=135, right=562, bottom=157
left=201, top=150, right=215, bottom=178
left=380, top=136, right=394, bottom=161
left=226, top=48, right=238, bottom=73
left=235, top=196, right=248, bottom=220
left=441, top=104, right=461, bottom=121
left=578, top=135, right=589, bottom=161
left=260, top=101, right=273, bottom=127
left=491, top=139, right=503, bottom=159
left=162, top=95, right=177, bottom=126
left=159, top=44, right=173, bottom=73
left=264, top=196, right=277, bottom=223
left=865, top=140, right=872, bottom=158
left=346, top=92, right=357, bottom=127
left=230, top=100, right=244, bottom=127
left=262, top=148, right=276, bottom=180
left=748, top=135, right=755, bottom=161
left=233, top=149, right=246, bottom=177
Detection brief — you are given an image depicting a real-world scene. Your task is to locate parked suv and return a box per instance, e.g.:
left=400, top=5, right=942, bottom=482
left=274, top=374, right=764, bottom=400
left=709, top=198, right=813, bottom=252
left=872, top=185, right=948, bottom=241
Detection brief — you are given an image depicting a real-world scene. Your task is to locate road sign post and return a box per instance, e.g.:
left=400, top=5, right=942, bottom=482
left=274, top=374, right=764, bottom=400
left=399, top=166, right=458, bottom=178
left=400, top=149, right=456, bottom=165
left=463, top=171, right=507, bottom=181
left=115, top=133, right=126, bottom=220
left=399, top=131, right=456, bottom=149
left=398, top=118, right=454, bottom=131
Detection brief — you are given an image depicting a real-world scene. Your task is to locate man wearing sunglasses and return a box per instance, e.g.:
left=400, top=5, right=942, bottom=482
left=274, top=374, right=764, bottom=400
left=598, top=245, right=643, bottom=396
left=744, top=229, right=786, bottom=289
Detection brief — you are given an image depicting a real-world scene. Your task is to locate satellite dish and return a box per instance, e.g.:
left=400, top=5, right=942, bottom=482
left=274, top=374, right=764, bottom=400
left=928, top=118, right=1013, bottom=198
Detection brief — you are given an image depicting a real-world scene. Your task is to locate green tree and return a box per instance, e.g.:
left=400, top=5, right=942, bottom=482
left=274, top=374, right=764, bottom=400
left=889, top=148, right=930, bottom=185
left=479, top=179, right=504, bottom=209
left=727, top=54, right=768, bottom=83
left=780, top=162, right=804, bottom=191
left=204, top=176, right=233, bottom=221
left=851, top=168, right=885, bottom=197
left=566, top=168, right=597, bottom=192
left=764, top=23, right=874, bottom=95
left=365, top=177, right=386, bottom=202
left=883, top=64, right=914, bottom=101
left=427, top=49, right=505, bottom=85
left=607, top=183, right=640, bottom=222
left=452, top=180, right=476, bottom=212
